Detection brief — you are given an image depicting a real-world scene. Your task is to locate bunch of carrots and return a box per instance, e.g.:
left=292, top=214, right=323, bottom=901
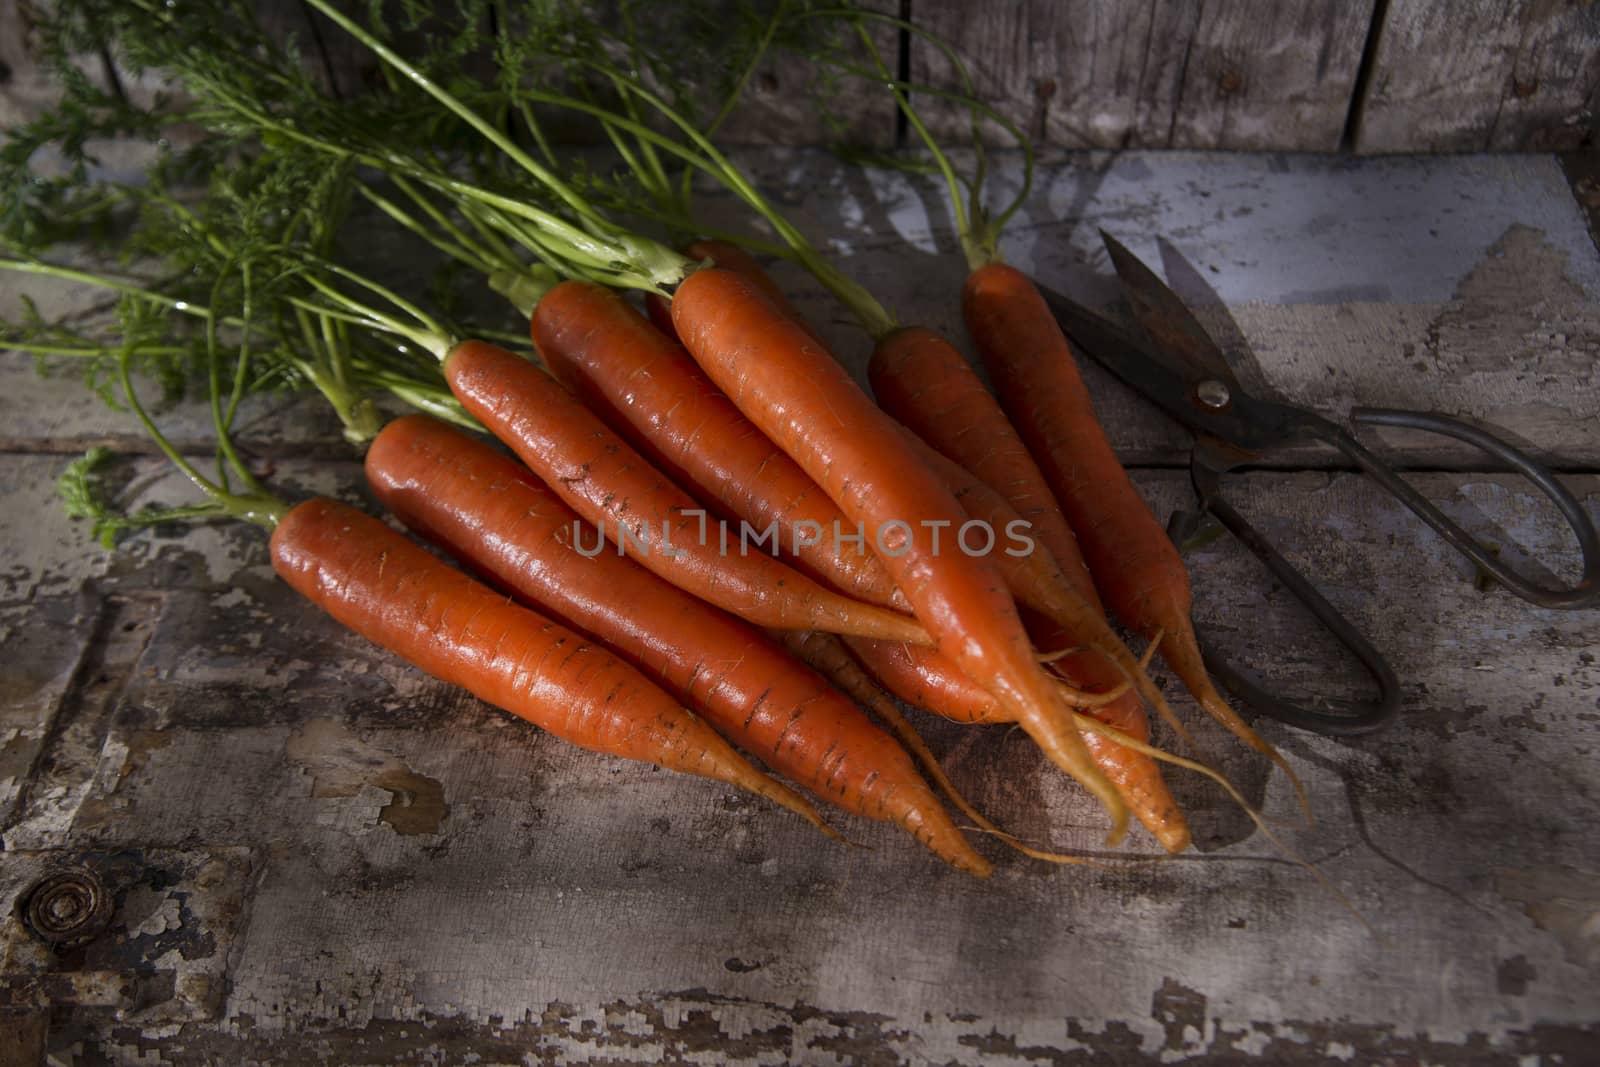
left=2, top=0, right=1301, bottom=874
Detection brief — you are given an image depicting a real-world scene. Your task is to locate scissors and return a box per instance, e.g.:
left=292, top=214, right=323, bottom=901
left=1041, top=231, right=1600, bottom=736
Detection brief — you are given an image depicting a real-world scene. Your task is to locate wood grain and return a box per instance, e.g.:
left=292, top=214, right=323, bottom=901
left=3, top=144, right=1599, bottom=1063
left=907, top=0, right=1374, bottom=150
left=1356, top=0, right=1600, bottom=153
left=4, top=1, right=1599, bottom=151
left=3, top=453, right=1596, bottom=1061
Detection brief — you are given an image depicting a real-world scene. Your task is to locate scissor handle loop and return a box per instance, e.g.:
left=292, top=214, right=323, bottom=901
left=1324, top=409, right=1600, bottom=610
left=1181, top=465, right=1402, bottom=735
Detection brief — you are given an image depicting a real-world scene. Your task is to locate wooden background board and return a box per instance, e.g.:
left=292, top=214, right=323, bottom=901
left=1356, top=0, right=1600, bottom=153
left=6, top=151, right=1598, bottom=467
left=907, top=0, right=1377, bottom=151
left=2, top=1, right=1597, bottom=152
left=2, top=149, right=1599, bottom=1061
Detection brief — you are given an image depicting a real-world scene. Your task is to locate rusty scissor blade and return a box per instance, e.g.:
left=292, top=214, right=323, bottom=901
left=1099, top=230, right=1242, bottom=392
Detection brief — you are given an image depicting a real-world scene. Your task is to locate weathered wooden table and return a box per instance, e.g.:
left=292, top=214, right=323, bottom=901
left=3, top=150, right=1598, bottom=1064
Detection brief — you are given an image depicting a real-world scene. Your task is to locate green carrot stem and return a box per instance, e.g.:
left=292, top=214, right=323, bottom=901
left=302, top=0, right=610, bottom=231
left=0, top=341, right=190, bottom=358
left=0, top=258, right=202, bottom=315
left=537, top=76, right=897, bottom=336
left=115, top=346, right=285, bottom=528
left=357, top=184, right=499, bottom=276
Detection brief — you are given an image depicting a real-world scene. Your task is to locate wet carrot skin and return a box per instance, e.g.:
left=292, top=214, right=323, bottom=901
left=656, top=254, right=1182, bottom=848
left=962, top=263, right=1192, bottom=641
left=268, top=498, right=810, bottom=808
left=365, top=415, right=990, bottom=875
left=962, top=264, right=1295, bottom=786
left=646, top=240, right=806, bottom=341
left=441, top=339, right=925, bottom=644
left=870, top=325, right=1101, bottom=610
left=883, top=426, right=1190, bottom=848
left=1028, top=615, right=1191, bottom=854
left=533, top=281, right=904, bottom=610
left=671, top=269, right=1129, bottom=838
left=670, top=274, right=1026, bottom=681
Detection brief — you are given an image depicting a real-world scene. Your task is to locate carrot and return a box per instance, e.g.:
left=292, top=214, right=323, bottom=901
left=846, top=638, right=999, bottom=725
left=441, top=338, right=928, bottom=645
left=647, top=254, right=1125, bottom=703
left=963, top=262, right=1304, bottom=805
left=644, top=239, right=806, bottom=342
left=846, top=634, right=1189, bottom=852
left=779, top=628, right=1112, bottom=864
left=646, top=239, right=806, bottom=335
left=532, top=280, right=908, bottom=611
left=900, top=427, right=1191, bottom=742
left=270, top=497, right=827, bottom=831
left=364, top=414, right=990, bottom=875
left=778, top=629, right=999, bottom=820
left=870, top=325, right=1098, bottom=607
left=639, top=248, right=1126, bottom=722
left=671, top=267, right=1130, bottom=842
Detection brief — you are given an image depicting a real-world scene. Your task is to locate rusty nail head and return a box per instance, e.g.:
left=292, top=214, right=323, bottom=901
left=1195, top=379, right=1232, bottom=410
left=19, top=867, right=114, bottom=946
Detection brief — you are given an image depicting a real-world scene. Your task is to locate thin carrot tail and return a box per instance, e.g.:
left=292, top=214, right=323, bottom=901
left=823, top=640, right=1114, bottom=869
left=1032, top=588, right=1196, bottom=746
left=1160, top=627, right=1312, bottom=821
left=1074, top=713, right=1367, bottom=932
left=775, top=630, right=993, bottom=876
left=1080, top=721, right=1191, bottom=854
left=807, top=598, right=933, bottom=646
left=1109, top=638, right=1195, bottom=747
left=858, top=679, right=1098, bottom=868
left=1139, top=628, right=1164, bottom=671
left=1011, top=683, right=1130, bottom=847
left=1118, top=627, right=1196, bottom=747
left=1052, top=676, right=1132, bottom=709
left=806, top=630, right=1046, bottom=867
left=663, top=713, right=840, bottom=839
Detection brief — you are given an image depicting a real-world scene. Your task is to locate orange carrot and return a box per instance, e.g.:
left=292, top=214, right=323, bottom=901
left=901, top=428, right=1190, bottom=742
left=671, top=268, right=1129, bottom=842
left=964, top=263, right=1302, bottom=802
left=645, top=239, right=806, bottom=341
left=532, top=280, right=908, bottom=611
left=870, top=326, right=1098, bottom=607
left=777, top=628, right=1000, bottom=822
left=779, top=628, right=1111, bottom=864
left=442, top=339, right=928, bottom=645
left=846, top=634, right=1189, bottom=852
left=270, top=497, right=825, bottom=830
left=647, top=242, right=1175, bottom=842
left=650, top=246, right=1139, bottom=717
left=364, top=414, right=989, bottom=875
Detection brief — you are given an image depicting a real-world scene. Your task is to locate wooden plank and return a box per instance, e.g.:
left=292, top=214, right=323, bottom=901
left=0, top=0, right=53, bottom=130
left=907, top=0, right=1373, bottom=151
left=7, top=151, right=1598, bottom=469
left=708, top=2, right=900, bottom=147
left=5, top=451, right=1597, bottom=1060
left=3, top=145, right=1599, bottom=1059
left=1357, top=0, right=1600, bottom=153
left=1171, top=0, right=1373, bottom=149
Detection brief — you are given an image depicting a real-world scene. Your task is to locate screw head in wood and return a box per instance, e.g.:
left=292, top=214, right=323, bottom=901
left=1195, top=379, right=1232, bottom=410
left=19, top=867, right=114, bottom=946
